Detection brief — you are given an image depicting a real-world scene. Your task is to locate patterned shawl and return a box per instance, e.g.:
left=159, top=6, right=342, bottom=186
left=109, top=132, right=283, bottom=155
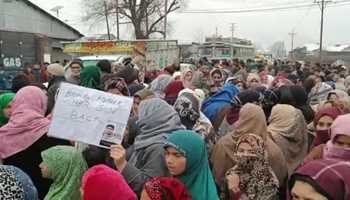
left=224, top=134, right=279, bottom=200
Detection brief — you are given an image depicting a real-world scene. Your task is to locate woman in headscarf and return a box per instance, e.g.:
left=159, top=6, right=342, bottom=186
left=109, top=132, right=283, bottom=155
left=304, top=111, right=348, bottom=163
left=267, top=104, right=308, bottom=175
left=211, top=104, right=287, bottom=191
left=202, top=83, right=240, bottom=130
left=261, top=88, right=280, bottom=120
left=323, top=113, right=350, bottom=161
left=174, top=92, right=200, bottom=130
left=289, top=159, right=350, bottom=200
left=199, top=65, right=211, bottom=82
left=104, top=76, right=130, bottom=96
left=164, top=130, right=219, bottom=200
left=82, top=164, right=137, bottom=200
left=246, top=73, right=261, bottom=90
left=209, top=68, right=224, bottom=95
left=141, top=177, right=192, bottom=200
left=174, top=91, right=216, bottom=154
left=0, top=86, right=70, bottom=199
left=110, top=98, right=184, bottom=196
left=271, top=75, right=294, bottom=89
left=191, top=70, right=210, bottom=95
left=46, top=63, right=66, bottom=114
left=221, top=90, right=262, bottom=136
left=123, top=89, right=156, bottom=148
left=40, top=146, right=87, bottom=200
left=309, top=76, right=333, bottom=106
left=0, top=165, right=38, bottom=200
left=80, top=65, right=101, bottom=90
left=115, top=65, right=139, bottom=86
left=0, top=92, right=15, bottom=127
left=289, top=85, right=315, bottom=124
left=210, top=68, right=224, bottom=86
left=327, top=89, right=350, bottom=113
left=132, top=88, right=155, bottom=117
left=311, top=107, right=342, bottom=148
left=164, top=81, right=185, bottom=105
left=181, top=68, right=195, bottom=89
left=149, top=74, right=174, bottom=98
left=222, top=134, right=279, bottom=200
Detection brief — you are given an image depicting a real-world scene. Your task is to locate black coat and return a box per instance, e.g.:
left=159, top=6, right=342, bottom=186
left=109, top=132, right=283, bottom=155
left=4, top=135, right=70, bottom=200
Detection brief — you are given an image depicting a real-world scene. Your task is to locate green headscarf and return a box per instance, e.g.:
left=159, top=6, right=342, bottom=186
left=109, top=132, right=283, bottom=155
left=166, top=130, right=219, bottom=200
left=41, top=146, right=88, bottom=200
left=0, top=92, right=15, bottom=126
left=80, top=65, right=101, bottom=89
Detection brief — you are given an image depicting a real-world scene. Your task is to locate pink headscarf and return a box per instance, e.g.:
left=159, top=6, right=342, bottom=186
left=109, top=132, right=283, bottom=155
left=0, top=86, right=50, bottom=159
left=324, top=113, right=350, bottom=161
left=290, top=159, right=350, bottom=200
left=82, top=164, right=137, bottom=200
left=181, top=68, right=195, bottom=89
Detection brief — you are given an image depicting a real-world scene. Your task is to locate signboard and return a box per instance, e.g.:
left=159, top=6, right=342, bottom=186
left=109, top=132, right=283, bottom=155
left=2, top=57, right=22, bottom=68
left=63, top=41, right=146, bottom=54
left=48, top=83, right=133, bottom=148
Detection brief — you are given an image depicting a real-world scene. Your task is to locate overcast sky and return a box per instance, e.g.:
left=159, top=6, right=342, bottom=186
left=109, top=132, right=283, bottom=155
left=29, top=0, right=350, bottom=50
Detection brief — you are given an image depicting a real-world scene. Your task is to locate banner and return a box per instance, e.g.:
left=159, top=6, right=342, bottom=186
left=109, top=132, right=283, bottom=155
left=48, top=83, right=133, bottom=148
left=63, top=41, right=145, bottom=54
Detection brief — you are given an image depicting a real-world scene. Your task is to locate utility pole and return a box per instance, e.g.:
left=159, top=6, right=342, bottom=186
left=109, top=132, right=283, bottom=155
left=164, top=0, right=168, bottom=39
left=104, top=1, right=111, bottom=40
left=315, top=0, right=331, bottom=64
left=289, top=30, right=296, bottom=60
left=115, top=0, right=120, bottom=40
left=230, top=23, right=236, bottom=42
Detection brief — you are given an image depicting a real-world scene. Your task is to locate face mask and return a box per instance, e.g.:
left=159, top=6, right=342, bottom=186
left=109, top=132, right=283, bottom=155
left=235, top=153, right=258, bottom=170
left=314, top=129, right=331, bottom=145
left=324, top=141, right=350, bottom=160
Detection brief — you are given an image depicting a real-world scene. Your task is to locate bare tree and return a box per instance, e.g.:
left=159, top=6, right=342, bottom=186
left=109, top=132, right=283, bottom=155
left=82, top=0, right=185, bottom=39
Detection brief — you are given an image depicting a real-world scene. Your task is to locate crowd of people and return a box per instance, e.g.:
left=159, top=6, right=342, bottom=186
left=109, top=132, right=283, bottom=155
left=1, top=57, right=350, bottom=200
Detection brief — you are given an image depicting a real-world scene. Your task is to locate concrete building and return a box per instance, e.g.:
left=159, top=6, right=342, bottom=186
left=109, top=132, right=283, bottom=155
left=0, top=0, right=83, bottom=89
left=290, top=43, right=350, bottom=65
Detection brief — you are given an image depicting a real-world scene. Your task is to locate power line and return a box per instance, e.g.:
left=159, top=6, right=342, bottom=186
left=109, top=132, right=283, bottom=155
left=180, top=0, right=350, bottom=14
left=291, top=3, right=314, bottom=31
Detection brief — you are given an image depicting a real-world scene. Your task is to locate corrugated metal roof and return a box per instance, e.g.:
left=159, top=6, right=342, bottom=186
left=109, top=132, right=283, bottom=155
left=24, top=0, right=84, bottom=37
left=327, top=44, right=350, bottom=52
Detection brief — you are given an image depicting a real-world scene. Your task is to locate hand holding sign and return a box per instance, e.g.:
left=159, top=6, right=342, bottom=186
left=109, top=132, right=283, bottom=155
left=110, top=145, right=127, bottom=171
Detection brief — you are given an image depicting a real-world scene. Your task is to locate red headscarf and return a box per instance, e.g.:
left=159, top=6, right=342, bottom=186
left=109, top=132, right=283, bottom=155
left=311, top=107, right=343, bottom=148
left=164, top=81, right=185, bottom=105
left=144, top=177, right=192, bottom=200
left=314, top=107, right=343, bottom=126
left=82, top=165, right=137, bottom=200
left=271, top=74, right=293, bottom=88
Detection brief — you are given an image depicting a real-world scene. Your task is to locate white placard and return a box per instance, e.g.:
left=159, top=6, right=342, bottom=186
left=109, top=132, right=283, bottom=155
left=48, top=83, right=133, bottom=148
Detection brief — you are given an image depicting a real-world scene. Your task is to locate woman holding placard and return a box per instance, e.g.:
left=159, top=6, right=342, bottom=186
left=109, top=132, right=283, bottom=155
left=110, top=98, right=184, bottom=197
